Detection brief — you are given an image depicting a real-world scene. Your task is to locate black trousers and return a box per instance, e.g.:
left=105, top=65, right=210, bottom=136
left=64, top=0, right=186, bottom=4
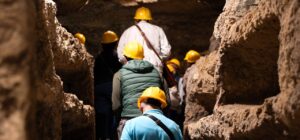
left=96, top=112, right=113, bottom=140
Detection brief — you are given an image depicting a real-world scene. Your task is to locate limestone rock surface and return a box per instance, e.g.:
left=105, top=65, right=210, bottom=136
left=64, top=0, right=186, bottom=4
left=183, top=51, right=219, bottom=136
left=0, top=0, right=36, bottom=139
left=62, top=93, right=95, bottom=140
left=36, top=0, right=95, bottom=139
left=184, top=0, right=300, bottom=139
left=36, top=0, right=64, bottom=139
left=54, top=21, right=94, bottom=106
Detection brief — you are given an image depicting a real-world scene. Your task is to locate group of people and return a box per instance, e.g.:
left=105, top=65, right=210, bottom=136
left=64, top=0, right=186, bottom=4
left=75, top=6, right=201, bottom=140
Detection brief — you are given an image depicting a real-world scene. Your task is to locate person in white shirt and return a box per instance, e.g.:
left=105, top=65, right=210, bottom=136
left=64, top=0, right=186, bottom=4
left=117, top=7, right=171, bottom=74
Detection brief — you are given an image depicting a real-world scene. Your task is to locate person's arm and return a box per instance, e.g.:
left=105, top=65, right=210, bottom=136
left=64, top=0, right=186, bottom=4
left=175, top=125, right=183, bottom=140
left=162, top=78, right=171, bottom=108
left=178, top=78, right=185, bottom=105
left=112, top=71, right=121, bottom=111
left=169, top=86, right=181, bottom=111
left=117, top=30, right=128, bottom=64
left=158, top=27, right=171, bottom=60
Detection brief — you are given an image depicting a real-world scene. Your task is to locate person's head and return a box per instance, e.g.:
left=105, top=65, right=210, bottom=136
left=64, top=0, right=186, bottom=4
left=184, top=50, right=200, bottom=66
left=123, top=41, right=144, bottom=62
left=74, top=33, right=86, bottom=44
left=101, top=30, right=119, bottom=49
left=134, top=7, right=152, bottom=23
left=137, top=87, right=167, bottom=113
left=166, top=58, right=181, bottom=75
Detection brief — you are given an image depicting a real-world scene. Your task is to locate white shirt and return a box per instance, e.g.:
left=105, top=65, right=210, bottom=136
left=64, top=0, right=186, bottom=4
left=117, top=21, right=171, bottom=73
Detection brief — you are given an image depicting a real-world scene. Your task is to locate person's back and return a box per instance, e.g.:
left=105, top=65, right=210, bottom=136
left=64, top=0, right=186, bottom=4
left=119, top=59, right=161, bottom=118
left=94, top=31, right=121, bottom=85
left=121, top=87, right=183, bottom=140
left=94, top=46, right=121, bottom=85
left=112, top=41, right=168, bottom=139
left=94, top=30, right=121, bottom=140
left=121, top=109, right=182, bottom=140
left=117, top=7, right=171, bottom=73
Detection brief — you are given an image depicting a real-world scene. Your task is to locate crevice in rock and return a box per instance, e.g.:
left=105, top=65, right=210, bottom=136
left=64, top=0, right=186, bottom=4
left=219, top=15, right=280, bottom=105
left=57, top=69, right=94, bottom=105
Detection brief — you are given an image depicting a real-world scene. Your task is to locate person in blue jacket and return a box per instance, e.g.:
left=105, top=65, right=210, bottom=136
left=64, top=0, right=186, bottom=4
left=121, top=87, right=183, bottom=140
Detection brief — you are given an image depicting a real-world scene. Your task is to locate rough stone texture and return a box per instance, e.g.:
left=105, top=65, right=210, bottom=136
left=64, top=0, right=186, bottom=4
left=184, top=0, right=300, bottom=139
left=183, top=51, right=219, bottom=136
left=62, top=93, right=95, bottom=140
left=213, top=0, right=261, bottom=41
left=0, top=0, right=36, bottom=139
left=36, top=0, right=64, bottom=139
left=54, top=22, right=94, bottom=106
left=57, top=0, right=225, bottom=58
left=36, top=0, right=95, bottom=139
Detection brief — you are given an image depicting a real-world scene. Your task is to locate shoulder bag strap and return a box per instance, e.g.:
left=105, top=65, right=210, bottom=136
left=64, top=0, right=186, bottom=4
left=135, top=24, right=177, bottom=88
left=135, top=24, right=164, bottom=63
left=143, top=114, right=176, bottom=140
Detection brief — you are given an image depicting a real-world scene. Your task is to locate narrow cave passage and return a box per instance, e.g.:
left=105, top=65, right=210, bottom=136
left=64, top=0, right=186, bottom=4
left=55, top=0, right=225, bottom=139
left=3, top=0, right=300, bottom=139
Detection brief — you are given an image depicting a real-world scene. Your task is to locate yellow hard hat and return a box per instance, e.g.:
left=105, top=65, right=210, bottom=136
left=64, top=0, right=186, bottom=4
left=74, top=33, right=86, bottom=44
left=123, top=41, right=144, bottom=60
left=134, top=7, right=152, bottom=21
left=167, top=64, right=176, bottom=74
left=168, top=58, right=181, bottom=68
left=137, top=87, right=167, bottom=109
left=101, top=30, right=119, bottom=44
left=184, top=50, right=201, bottom=63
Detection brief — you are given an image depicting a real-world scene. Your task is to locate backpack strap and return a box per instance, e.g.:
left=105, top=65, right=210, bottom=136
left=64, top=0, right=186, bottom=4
left=143, top=114, right=175, bottom=140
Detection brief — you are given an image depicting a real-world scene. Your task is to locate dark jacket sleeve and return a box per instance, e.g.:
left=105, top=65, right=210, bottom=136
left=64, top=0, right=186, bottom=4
left=162, top=78, right=171, bottom=108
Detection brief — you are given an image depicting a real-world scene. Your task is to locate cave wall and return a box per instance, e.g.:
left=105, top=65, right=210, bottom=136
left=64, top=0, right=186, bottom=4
left=0, top=0, right=36, bottom=139
left=54, top=22, right=94, bottom=106
left=2, top=0, right=299, bottom=139
left=184, top=0, right=300, bottom=139
left=56, top=0, right=224, bottom=58
left=35, top=0, right=63, bottom=139
left=36, top=0, right=95, bottom=139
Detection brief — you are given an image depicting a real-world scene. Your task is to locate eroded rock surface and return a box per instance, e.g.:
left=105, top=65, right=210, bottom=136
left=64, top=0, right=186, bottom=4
left=36, top=0, right=64, bottom=139
left=183, top=51, right=219, bottom=136
left=184, top=0, right=300, bottom=139
left=36, top=0, right=95, bottom=139
left=62, top=93, right=95, bottom=140
left=0, top=0, right=36, bottom=139
left=54, top=22, right=94, bottom=106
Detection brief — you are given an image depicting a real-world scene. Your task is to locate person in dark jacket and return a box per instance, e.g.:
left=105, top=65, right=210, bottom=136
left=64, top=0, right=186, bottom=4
left=111, top=41, right=169, bottom=139
left=94, top=30, right=122, bottom=140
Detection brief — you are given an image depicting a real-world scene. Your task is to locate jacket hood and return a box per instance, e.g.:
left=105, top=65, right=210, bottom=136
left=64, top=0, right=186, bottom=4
left=123, top=60, right=154, bottom=73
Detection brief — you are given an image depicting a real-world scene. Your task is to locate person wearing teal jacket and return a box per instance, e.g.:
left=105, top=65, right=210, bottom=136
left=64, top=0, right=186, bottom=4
left=121, top=87, right=183, bottom=140
left=112, top=41, right=169, bottom=139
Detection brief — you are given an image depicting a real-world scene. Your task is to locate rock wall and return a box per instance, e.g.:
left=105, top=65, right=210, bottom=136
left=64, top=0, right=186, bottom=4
left=0, top=0, right=36, bottom=139
left=54, top=23, right=94, bottom=106
left=35, top=0, right=95, bottom=139
left=184, top=0, right=300, bottom=139
left=183, top=51, right=219, bottom=138
left=35, top=0, right=63, bottom=139
left=62, top=93, right=95, bottom=140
